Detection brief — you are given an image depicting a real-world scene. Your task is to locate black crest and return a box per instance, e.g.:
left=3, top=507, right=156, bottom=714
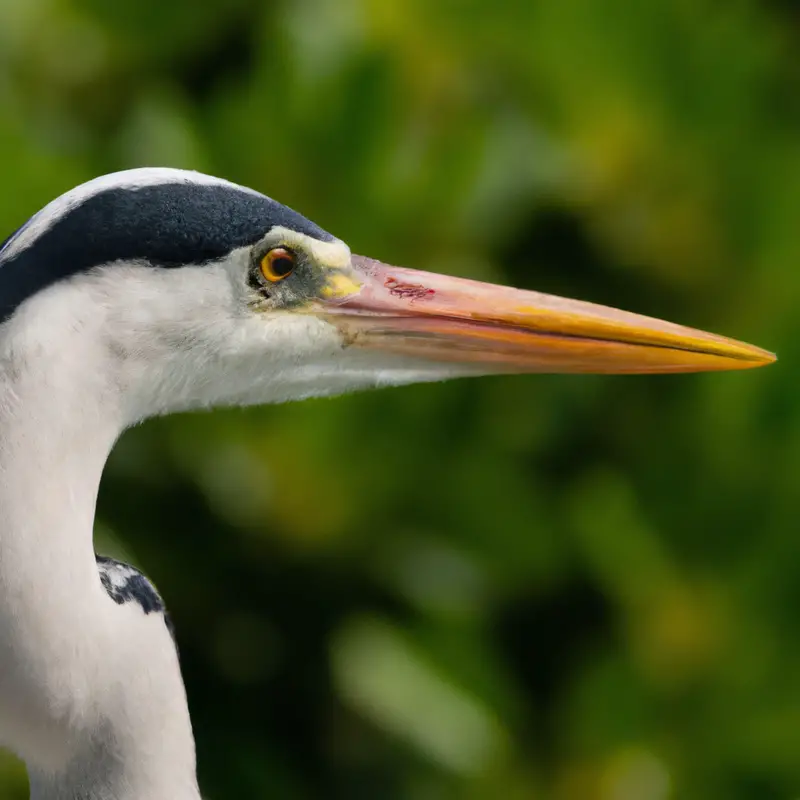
left=0, top=176, right=333, bottom=323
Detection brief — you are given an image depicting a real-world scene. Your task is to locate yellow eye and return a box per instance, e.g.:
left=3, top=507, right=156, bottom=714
left=259, top=247, right=296, bottom=282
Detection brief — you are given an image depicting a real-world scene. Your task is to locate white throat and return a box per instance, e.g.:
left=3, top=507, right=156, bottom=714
left=0, top=254, right=464, bottom=799
left=0, top=281, right=200, bottom=798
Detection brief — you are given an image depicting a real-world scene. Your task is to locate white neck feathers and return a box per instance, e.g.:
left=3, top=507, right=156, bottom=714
left=0, top=280, right=200, bottom=798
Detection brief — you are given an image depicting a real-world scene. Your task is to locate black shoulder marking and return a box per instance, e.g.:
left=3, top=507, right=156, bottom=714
left=0, top=181, right=334, bottom=323
left=96, top=554, right=176, bottom=641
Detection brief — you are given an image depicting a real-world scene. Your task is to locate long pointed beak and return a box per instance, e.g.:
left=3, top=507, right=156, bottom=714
left=317, top=255, right=775, bottom=374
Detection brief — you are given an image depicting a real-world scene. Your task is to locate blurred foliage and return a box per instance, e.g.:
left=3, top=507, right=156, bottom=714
left=0, top=0, right=796, bottom=798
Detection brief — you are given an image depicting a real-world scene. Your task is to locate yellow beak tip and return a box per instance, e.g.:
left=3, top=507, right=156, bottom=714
left=759, top=350, right=778, bottom=365
left=732, top=347, right=777, bottom=369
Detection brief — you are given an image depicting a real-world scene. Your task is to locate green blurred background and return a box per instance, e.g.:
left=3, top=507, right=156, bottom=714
left=0, top=0, right=795, bottom=797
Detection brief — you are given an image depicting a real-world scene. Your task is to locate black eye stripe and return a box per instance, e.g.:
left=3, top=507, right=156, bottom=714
left=0, top=181, right=334, bottom=324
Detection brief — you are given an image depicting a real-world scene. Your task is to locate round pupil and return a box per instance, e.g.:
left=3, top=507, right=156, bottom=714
left=270, top=254, right=294, bottom=276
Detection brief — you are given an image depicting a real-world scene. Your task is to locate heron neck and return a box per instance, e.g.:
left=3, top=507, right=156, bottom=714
left=0, top=314, right=200, bottom=799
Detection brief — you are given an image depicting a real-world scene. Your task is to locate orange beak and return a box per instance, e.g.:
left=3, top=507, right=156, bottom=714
left=318, top=255, right=775, bottom=374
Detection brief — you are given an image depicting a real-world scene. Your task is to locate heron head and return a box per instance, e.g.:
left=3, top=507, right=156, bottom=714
left=0, top=168, right=774, bottom=422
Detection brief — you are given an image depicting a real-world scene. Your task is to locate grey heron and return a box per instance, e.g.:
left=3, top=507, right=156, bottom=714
left=0, top=168, right=774, bottom=799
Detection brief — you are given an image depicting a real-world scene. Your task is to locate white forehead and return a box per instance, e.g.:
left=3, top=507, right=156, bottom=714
left=0, top=167, right=263, bottom=264
left=269, top=226, right=351, bottom=267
